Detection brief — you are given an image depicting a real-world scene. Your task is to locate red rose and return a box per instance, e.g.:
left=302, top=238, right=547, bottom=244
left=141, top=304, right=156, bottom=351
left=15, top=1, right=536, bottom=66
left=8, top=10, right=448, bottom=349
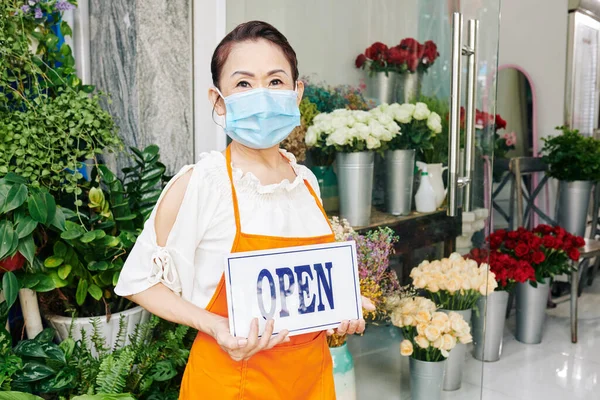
left=422, top=40, right=438, bottom=64
left=495, top=114, right=507, bottom=130
left=0, top=252, right=26, bottom=273
left=528, top=235, right=542, bottom=250
left=569, top=248, right=580, bottom=261
left=387, top=46, right=409, bottom=66
left=532, top=251, right=545, bottom=264
left=575, top=236, right=585, bottom=248
left=505, top=240, right=517, bottom=250
left=554, top=226, right=567, bottom=239
left=355, top=54, right=367, bottom=68
left=407, top=54, right=420, bottom=72
left=399, top=38, right=424, bottom=58
left=507, top=231, right=519, bottom=240
left=515, top=243, right=529, bottom=258
left=495, top=229, right=507, bottom=240
left=542, top=235, right=555, bottom=249
left=365, top=42, right=389, bottom=61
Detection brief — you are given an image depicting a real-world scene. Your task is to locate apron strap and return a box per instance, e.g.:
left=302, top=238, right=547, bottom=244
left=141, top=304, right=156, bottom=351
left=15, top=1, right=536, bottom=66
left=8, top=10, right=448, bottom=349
left=303, top=179, right=334, bottom=233
left=225, top=145, right=242, bottom=232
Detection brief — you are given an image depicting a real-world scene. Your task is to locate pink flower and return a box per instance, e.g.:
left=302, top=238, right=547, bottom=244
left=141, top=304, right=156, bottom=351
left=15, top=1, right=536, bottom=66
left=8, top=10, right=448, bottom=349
left=503, top=131, right=516, bottom=147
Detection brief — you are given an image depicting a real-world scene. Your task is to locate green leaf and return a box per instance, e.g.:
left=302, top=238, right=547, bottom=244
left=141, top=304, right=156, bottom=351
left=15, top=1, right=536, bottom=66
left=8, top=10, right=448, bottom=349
left=17, top=235, right=35, bottom=265
left=44, top=256, right=64, bottom=268
left=150, top=360, right=177, bottom=381
left=71, top=394, right=137, bottom=400
left=13, top=361, right=56, bottom=383
left=53, top=241, right=68, bottom=258
left=3, top=173, right=28, bottom=184
left=61, top=229, right=83, bottom=240
left=0, top=392, right=44, bottom=400
left=27, top=193, right=48, bottom=224
left=50, top=206, right=67, bottom=231
left=141, top=166, right=166, bottom=181
left=88, top=284, right=103, bottom=300
left=80, top=231, right=97, bottom=243
left=88, top=261, right=109, bottom=271
left=35, top=328, right=56, bottom=343
left=40, top=342, right=66, bottom=363
left=14, top=340, right=47, bottom=358
left=58, top=264, right=72, bottom=280
left=94, top=230, right=107, bottom=240
left=76, top=279, right=88, bottom=305
left=32, top=274, right=57, bottom=292
left=114, top=214, right=136, bottom=221
left=59, top=338, right=76, bottom=359
left=21, top=274, right=41, bottom=289
left=102, top=235, right=120, bottom=247
left=0, top=220, right=18, bottom=260
left=48, top=271, right=68, bottom=288
left=112, top=270, right=120, bottom=286
left=16, top=216, right=37, bottom=239
left=2, top=183, right=27, bottom=213
left=2, top=271, right=19, bottom=309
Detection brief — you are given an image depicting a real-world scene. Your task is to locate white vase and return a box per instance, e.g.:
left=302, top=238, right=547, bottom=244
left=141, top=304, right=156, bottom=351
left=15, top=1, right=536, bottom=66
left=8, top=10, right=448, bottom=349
left=46, top=306, right=151, bottom=355
left=426, top=163, right=448, bottom=208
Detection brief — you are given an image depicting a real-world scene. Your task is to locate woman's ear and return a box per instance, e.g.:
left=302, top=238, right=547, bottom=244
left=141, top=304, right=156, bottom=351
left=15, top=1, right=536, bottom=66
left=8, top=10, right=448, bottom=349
left=295, top=80, right=305, bottom=106
left=208, top=88, right=226, bottom=116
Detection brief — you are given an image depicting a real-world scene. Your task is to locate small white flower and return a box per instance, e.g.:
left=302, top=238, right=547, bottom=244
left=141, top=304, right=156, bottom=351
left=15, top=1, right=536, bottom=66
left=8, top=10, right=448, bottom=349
left=366, top=135, right=381, bottom=149
left=427, top=111, right=443, bottom=134
left=413, top=102, right=431, bottom=120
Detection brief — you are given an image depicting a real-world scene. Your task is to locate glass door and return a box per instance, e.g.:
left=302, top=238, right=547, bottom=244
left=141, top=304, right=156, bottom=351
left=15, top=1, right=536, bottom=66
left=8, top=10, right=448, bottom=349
left=226, top=1, right=500, bottom=399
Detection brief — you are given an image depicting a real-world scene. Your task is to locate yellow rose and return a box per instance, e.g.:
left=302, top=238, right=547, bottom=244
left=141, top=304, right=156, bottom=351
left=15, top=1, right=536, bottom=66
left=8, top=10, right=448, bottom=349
left=458, top=333, right=473, bottom=344
left=400, top=340, right=414, bottom=356
left=432, top=336, right=443, bottom=349
left=441, top=333, right=457, bottom=351
left=415, top=335, right=430, bottom=349
left=424, top=325, right=442, bottom=342
left=417, top=323, right=428, bottom=336
left=415, top=310, right=432, bottom=324
left=413, top=277, right=426, bottom=289
left=441, top=349, right=450, bottom=358
left=446, top=279, right=461, bottom=293
left=403, top=315, right=416, bottom=327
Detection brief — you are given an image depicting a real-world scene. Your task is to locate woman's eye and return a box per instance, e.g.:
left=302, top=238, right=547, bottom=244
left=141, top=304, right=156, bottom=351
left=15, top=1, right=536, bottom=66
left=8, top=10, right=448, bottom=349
left=236, top=81, right=250, bottom=88
left=270, top=79, right=283, bottom=86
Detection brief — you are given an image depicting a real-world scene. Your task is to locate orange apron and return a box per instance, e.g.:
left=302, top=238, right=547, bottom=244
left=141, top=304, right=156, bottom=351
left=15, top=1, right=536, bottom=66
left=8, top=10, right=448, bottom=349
left=179, top=146, right=336, bottom=399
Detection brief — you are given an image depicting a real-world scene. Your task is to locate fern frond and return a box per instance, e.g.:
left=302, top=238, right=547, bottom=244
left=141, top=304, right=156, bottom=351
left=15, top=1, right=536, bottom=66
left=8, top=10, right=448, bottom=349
left=95, top=347, right=135, bottom=394
left=90, top=318, right=109, bottom=357
left=113, top=314, right=127, bottom=351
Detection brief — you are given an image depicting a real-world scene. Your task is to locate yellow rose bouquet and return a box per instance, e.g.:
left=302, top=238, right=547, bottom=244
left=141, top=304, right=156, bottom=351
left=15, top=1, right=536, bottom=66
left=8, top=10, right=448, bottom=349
left=390, top=296, right=472, bottom=361
left=410, top=252, right=498, bottom=311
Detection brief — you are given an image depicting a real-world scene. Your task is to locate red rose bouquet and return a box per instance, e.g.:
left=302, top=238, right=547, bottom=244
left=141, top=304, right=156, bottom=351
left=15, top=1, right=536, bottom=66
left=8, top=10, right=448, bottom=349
left=355, top=39, right=439, bottom=75
left=467, top=248, right=535, bottom=291
left=456, top=108, right=513, bottom=159
left=478, top=225, right=584, bottom=287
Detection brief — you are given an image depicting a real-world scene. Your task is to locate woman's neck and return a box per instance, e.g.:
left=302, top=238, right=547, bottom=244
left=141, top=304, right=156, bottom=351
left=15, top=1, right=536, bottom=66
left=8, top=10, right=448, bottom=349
left=230, top=141, right=283, bottom=169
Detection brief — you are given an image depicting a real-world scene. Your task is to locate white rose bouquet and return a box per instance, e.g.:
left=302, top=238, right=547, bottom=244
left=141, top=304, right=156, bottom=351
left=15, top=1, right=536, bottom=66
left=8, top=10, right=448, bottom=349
left=371, top=102, right=442, bottom=156
left=410, top=252, right=498, bottom=310
left=305, top=109, right=400, bottom=159
left=390, top=296, right=472, bottom=361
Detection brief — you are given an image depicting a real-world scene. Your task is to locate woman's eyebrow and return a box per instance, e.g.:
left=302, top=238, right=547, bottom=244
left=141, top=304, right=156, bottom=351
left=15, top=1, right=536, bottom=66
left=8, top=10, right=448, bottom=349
left=267, top=69, right=288, bottom=76
left=231, top=70, right=254, bottom=77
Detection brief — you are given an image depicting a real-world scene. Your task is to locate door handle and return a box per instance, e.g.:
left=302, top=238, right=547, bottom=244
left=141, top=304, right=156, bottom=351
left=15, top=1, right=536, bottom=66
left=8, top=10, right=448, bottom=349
left=447, top=12, right=479, bottom=217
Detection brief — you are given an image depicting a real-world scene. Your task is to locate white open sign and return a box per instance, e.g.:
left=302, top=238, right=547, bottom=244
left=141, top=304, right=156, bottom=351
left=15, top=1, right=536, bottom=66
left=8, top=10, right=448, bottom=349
left=224, top=241, right=362, bottom=338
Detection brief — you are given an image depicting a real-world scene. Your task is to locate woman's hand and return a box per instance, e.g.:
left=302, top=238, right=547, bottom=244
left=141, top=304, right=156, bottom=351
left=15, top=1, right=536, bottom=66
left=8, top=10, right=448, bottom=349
left=326, top=296, right=376, bottom=336
left=209, top=315, right=290, bottom=362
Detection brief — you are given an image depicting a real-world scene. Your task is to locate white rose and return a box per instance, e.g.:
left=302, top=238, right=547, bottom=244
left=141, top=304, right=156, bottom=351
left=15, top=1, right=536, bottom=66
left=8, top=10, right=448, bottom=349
left=394, top=107, right=412, bottom=124
left=355, top=110, right=370, bottom=123
left=413, top=102, right=431, bottom=120
left=403, top=315, right=416, bottom=327
left=326, top=128, right=350, bottom=147
left=399, top=103, right=416, bottom=116
left=305, top=127, right=319, bottom=147
left=377, top=113, right=393, bottom=126
left=424, top=325, right=442, bottom=342
left=458, top=333, right=473, bottom=344
left=415, top=310, right=432, bottom=324
left=427, top=112, right=443, bottom=134
left=441, top=333, right=457, bottom=351
left=366, top=136, right=381, bottom=150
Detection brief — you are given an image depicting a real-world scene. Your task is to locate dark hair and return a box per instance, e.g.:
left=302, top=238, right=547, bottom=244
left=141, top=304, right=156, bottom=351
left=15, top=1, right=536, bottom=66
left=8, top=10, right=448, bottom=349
left=210, top=21, right=299, bottom=89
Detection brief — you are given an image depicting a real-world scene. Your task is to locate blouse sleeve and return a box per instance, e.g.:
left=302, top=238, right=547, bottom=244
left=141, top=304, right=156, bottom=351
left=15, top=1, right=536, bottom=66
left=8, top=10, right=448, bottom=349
left=114, top=163, right=219, bottom=302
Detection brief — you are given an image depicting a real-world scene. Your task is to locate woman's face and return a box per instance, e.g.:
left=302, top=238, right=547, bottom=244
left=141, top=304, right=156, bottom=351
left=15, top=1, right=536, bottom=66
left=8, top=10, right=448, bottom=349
left=209, top=39, right=304, bottom=117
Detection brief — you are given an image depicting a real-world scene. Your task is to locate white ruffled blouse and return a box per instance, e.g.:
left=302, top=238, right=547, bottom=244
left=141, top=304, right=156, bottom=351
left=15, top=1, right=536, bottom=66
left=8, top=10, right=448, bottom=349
left=114, top=150, right=332, bottom=309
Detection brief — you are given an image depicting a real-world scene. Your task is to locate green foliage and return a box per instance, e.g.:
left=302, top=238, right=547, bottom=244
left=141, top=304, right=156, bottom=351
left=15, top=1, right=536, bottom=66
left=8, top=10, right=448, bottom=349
left=541, top=126, right=600, bottom=182
left=417, top=95, right=450, bottom=164
left=0, top=2, right=123, bottom=196
left=301, top=77, right=375, bottom=113
left=37, top=145, right=168, bottom=317
left=298, top=98, right=319, bottom=127
left=0, top=317, right=192, bottom=399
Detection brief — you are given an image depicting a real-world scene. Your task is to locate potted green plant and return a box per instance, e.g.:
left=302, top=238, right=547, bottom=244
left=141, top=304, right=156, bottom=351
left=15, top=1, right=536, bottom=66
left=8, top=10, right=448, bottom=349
left=38, top=145, right=168, bottom=345
left=541, top=126, right=600, bottom=236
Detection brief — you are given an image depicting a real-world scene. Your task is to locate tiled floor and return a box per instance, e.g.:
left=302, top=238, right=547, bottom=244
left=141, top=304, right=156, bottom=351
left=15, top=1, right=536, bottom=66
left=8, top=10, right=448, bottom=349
left=348, top=278, right=600, bottom=399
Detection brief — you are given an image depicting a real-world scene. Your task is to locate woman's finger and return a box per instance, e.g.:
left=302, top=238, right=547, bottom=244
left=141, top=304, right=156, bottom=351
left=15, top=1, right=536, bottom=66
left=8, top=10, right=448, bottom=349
left=266, top=329, right=289, bottom=349
left=244, top=318, right=260, bottom=350
left=356, top=318, right=366, bottom=334
left=326, top=328, right=335, bottom=336
left=337, top=320, right=350, bottom=335
left=258, top=319, right=275, bottom=349
left=361, top=296, right=376, bottom=311
left=346, top=320, right=358, bottom=335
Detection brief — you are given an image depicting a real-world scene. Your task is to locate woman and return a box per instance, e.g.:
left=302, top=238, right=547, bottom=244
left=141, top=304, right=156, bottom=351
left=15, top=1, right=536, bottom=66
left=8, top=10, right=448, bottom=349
left=115, top=20, right=371, bottom=399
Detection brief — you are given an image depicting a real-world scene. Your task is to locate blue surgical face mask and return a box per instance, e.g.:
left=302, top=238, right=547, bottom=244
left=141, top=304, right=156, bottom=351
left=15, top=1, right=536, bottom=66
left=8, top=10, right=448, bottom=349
left=216, top=87, right=301, bottom=149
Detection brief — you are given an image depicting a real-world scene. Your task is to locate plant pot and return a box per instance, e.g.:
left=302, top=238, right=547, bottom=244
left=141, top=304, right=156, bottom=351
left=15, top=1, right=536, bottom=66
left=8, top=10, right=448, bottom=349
left=440, top=309, right=471, bottom=391
left=46, top=306, right=151, bottom=354
left=557, top=180, right=593, bottom=237
left=472, top=291, right=509, bottom=362
left=516, top=278, right=550, bottom=344
left=365, top=72, right=397, bottom=105
left=385, top=149, right=416, bottom=216
left=310, top=165, right=339, bottom=214
left=336, top=152, right=374, bottom=227
left=409, top=358, right=446, bottom=400
left=396, top=71, right=423, bottom=104
left=329, top=343, right=356, bottom=400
